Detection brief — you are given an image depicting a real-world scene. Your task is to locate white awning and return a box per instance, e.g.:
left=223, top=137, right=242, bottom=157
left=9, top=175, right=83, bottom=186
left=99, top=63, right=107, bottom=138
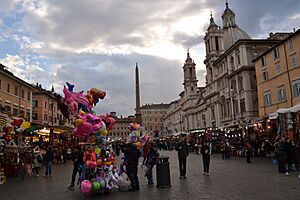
left=268, top=112, right=278, bottom=119
left=277, top=108, right=290, bottom=114
left=289, top=104, right=300, bottom=113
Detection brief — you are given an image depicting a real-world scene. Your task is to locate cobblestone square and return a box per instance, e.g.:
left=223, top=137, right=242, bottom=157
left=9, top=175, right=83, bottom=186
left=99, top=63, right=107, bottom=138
left=1, top=151, right=299, bottom=200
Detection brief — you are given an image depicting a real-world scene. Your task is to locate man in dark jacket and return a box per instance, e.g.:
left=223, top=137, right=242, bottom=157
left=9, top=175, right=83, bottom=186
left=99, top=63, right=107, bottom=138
left=68, top=146, right=84, bottom=190
left=145, top=142, right=159, bottom=185
left=176, top=137, right=189, bottom=179
left=201, top=141, right=211, bottom=175
left=122, top=143, right=141, bottom=191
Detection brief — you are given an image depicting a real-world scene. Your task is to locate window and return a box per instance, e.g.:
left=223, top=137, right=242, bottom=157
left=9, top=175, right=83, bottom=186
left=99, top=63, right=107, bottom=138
left=288, top=39, right=293, bottom=50
left=26, top=110, right=30, bottom=121
left=45, top=101, right=47, bottom=108
left=262, top=71, right=269, bottom=81
left=14, top=85, right=18, bottom=96
left=32, top=113, right=38, bottom=120
left=19, top=110, right=24, bottom=117
left=230, top=57, right=234, bottom=70
left=277, top=87, right=286, bottom=102
left=261, top=56, right=267, bottom=67
left=231, top=79, right=236, bottom=92
left=44, top=114, right=47, bottom=121
left=272, top=47, right=280, bottom=59
left=240, top=98, right=246, bottom=113
left=215, top=36, right=219, bottom=51
left=13, top=108, right=18, bottom=116
left=21, top=89, right=25, bottom=99
left=291, top=54, right=297, bottom=68
left=27, top=91, right=31, bottom=101
left=5, top=105, right=11, bottom=113
left=0, top=79, right=1, bottom=90
left=233, top=100, right=239, bottom=113
left=7, top=83, right=10, bottom=93
left=211, top=107, right=215, bottom=120
left=33, top=100, right=38, bottom=108
left=238, top=76, right=244, bottom=91
left=275, top=63, right=281, bottom=74
left=264, top=91, right=271, bottom=106
left=237, top=54, right=241, bottom=65
left=292, top=79, right=300, bottom=97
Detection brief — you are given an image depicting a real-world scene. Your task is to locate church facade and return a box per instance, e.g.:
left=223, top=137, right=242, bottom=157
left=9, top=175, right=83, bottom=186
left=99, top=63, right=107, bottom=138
left=163, top=2, right=284, bottom=133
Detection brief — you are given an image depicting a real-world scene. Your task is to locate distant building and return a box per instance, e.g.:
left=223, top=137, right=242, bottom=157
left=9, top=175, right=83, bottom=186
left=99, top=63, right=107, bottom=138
left=253, top=29, right=300, bottom=118
left=109, top=112, right=134, bottom=138
left=32, top=84, right=69, bottom=126
left=140, top=103, right=169, bottom=136
left=0, top=64, right=36, bottom=121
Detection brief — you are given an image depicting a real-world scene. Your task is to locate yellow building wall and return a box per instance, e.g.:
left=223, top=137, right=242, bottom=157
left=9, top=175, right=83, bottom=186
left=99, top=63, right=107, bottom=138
left=256, top=31, right=300, bottom=118
left=0, top=71, right=33, bottom=120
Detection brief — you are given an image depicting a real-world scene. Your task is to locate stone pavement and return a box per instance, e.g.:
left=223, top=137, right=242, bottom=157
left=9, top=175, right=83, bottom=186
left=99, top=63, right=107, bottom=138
left=0, top=151, right=299, bottom=200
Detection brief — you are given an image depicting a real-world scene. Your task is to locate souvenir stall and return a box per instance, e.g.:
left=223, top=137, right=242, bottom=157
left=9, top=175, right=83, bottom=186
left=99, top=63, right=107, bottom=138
left=0, top=116, right=33, bottom=181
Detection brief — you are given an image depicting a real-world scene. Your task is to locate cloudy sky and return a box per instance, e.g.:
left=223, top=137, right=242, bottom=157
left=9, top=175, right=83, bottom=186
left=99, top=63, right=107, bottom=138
left=0, top=0, right=299, bottom=116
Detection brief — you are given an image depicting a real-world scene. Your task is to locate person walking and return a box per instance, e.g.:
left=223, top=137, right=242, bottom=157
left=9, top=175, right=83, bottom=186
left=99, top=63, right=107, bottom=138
left=122, top=143, right=141, bottom=191
left=176, top=137, right=189, bottom=179
left=201, top=141, right=211, bottom=175
left=274, top=138, right=287, bottom=175
left=32, top=146, right=43, bottom=177
left=245, top=142, right=252, bottom=163
left=44, top=147, right=54, bottom=177
left=145, top=142, right=159, bottom=185
left=68, top=146, right=84, bottom=190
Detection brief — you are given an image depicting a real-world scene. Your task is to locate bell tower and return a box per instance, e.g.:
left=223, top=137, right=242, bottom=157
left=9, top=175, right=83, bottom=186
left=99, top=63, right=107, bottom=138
left=183, top=49, right=198, bottom=97
left=204, top=12, right=224, bottom=84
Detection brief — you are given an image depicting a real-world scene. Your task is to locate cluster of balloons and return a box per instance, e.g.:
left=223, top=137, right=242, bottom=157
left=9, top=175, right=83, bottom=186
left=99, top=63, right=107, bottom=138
left=58, top=82, right=106, bottom=119
left=128, top=122, right=150, bottom=148
left=74, top=111, right=116, bottom=138
left=57, top=82, right=116, bottom=139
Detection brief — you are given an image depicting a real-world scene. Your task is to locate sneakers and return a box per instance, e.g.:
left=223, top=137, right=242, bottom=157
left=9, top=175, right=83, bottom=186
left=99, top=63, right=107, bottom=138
left=206, top=173, right=210, bottom=176
left=183, top=176, right=187, bottom=179
left=285, top=172, right=290, bottom=176
left=298, top=174, right=300, bottom=179
left=203, top=172, right=206, bottom=175
left=68, top=185, right=74, bottom=190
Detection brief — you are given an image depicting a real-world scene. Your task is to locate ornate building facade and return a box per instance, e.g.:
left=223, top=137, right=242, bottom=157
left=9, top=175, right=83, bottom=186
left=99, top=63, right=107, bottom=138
left=163, top=2, right=286, bottom=133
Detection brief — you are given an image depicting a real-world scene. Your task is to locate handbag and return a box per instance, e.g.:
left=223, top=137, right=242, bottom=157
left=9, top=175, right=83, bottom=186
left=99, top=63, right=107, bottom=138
left=272, top=158, right=278, bottom=165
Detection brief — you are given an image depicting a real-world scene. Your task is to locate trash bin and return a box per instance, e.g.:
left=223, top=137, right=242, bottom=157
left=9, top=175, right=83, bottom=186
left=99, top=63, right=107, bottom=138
left=156, top=156, right=171, bottom=188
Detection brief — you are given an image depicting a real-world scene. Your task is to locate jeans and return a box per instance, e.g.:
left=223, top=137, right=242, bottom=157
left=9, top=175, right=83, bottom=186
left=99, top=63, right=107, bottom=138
left=202, top=155, right=210, bottom=173
left=178, top=156, right=187, bottom=176
left=127, top=165, right=139, bottom=190
left=45, top=161, right=52, bottom=176
left=145, top=164, right=154, bottom=184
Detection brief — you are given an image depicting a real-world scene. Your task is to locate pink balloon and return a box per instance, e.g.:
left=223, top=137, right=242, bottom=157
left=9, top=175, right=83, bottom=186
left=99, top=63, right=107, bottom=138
left=81, top=180, right=92, bottom=193
left=74, top=121, right=93, bottom=138
left=92, top=123, right=103, bottom=133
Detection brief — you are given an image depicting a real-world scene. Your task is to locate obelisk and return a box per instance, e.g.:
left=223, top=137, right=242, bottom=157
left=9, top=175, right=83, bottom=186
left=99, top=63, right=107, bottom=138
left=135, top=63, right=142, bottom=125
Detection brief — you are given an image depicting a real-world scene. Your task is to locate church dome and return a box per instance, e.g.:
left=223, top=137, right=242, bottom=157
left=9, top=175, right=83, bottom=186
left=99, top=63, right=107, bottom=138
left=222, top=26, right=251, bottom=50
left=221, top=1, right=251, bottom=50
